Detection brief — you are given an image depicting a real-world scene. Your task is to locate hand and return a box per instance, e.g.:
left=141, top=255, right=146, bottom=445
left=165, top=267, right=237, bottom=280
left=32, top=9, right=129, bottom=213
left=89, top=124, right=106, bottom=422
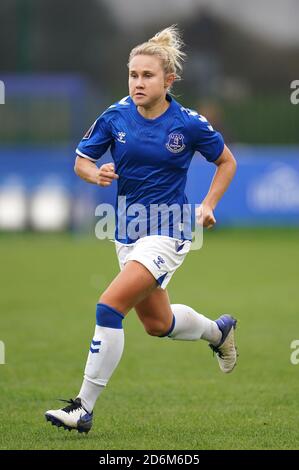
left=196, top=204, right=216, bottom=229
left=96, top=163, right=119, bottom=187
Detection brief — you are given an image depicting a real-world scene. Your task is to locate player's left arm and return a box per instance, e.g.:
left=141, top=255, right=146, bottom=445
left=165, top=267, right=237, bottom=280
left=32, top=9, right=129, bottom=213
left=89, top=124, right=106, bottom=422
left=200, top=145, right=237, bottom=228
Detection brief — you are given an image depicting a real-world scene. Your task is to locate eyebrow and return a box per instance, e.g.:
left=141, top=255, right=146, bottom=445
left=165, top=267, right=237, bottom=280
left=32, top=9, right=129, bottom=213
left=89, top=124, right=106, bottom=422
left=129, top=69, right=154, bottom=74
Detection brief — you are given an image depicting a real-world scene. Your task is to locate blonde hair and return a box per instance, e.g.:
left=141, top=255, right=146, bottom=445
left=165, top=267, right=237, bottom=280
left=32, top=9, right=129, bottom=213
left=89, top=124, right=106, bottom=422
left=128, top=25, right=186, bottom=83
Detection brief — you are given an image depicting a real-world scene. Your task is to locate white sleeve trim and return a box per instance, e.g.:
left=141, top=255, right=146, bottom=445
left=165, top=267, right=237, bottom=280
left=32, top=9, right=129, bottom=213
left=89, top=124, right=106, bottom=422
left=76, top=149, right=97, bottom=162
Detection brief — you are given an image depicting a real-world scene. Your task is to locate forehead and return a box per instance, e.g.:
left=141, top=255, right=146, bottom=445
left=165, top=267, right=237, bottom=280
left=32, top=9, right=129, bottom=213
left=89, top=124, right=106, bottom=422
left=129, top=54, right=163, bottom=72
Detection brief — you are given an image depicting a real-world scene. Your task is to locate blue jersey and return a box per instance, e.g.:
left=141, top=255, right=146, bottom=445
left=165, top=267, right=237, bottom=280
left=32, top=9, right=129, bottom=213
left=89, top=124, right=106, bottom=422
left=76, top=94, right=224, bottom=243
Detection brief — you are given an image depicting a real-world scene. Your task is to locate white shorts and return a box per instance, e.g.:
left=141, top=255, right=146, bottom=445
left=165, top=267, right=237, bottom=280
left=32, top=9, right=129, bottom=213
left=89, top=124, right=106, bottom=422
left=115, top=235, right=191, bottom=290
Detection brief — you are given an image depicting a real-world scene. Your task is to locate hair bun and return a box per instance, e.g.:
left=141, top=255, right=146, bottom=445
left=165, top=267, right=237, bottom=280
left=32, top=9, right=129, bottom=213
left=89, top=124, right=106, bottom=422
left=149, top=25, right=183, bottom=50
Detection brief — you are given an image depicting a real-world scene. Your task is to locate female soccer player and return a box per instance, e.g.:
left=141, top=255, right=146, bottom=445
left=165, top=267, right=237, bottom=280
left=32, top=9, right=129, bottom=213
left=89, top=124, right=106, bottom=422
left=45, top=25, right=237, bottom=434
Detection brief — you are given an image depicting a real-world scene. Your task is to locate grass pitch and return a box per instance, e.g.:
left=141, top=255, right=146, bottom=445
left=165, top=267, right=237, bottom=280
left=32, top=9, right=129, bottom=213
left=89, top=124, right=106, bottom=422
left=0, top=228, right=298, bottom=450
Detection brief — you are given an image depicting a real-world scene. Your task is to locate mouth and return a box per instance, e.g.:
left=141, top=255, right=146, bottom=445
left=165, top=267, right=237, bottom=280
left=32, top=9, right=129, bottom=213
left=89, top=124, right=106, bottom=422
left=134, top=92, right=146, bottom=98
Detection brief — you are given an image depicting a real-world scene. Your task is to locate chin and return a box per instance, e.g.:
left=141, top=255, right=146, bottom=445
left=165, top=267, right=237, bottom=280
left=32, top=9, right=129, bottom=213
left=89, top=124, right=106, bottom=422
left=133, top=96, right=149, bottom=106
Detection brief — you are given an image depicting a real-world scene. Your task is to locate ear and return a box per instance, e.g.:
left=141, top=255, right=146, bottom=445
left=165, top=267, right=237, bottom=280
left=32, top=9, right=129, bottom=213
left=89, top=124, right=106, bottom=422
left=164, top=73, right=176, bottom=90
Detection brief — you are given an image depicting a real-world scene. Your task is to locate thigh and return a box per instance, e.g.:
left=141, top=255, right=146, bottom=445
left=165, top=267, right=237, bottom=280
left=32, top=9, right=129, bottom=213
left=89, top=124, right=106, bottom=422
left=100, top=260, right=157, bottom=315
left=125, top=236, right=191, bottom=290
left=135, top=287, right=173, bottom=334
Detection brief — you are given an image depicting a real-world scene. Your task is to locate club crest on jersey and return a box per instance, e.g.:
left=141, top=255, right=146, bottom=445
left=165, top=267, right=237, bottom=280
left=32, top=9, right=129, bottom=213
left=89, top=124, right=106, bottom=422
left=166, top=133, right=186, bottom=153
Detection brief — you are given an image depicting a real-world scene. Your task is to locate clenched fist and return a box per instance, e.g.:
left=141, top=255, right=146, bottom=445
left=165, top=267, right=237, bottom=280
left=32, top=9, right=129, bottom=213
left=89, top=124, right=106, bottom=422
left=196, top=204, right=216, bottom=229
left=96, top=163, right=119, bottom=187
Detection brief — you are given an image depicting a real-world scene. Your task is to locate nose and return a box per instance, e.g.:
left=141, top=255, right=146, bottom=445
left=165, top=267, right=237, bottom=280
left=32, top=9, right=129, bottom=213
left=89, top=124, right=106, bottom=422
left=136, top=77, right=144, bottom=88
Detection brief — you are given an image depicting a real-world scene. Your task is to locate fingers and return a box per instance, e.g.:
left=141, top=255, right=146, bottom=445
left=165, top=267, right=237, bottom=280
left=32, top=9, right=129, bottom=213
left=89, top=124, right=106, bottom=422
left=195, top=205, right=216, bottom=228
left=203, top=216, right=216, bottom=228
left=99, top=164, right=119, bottom=179
left=96, top=163, right=119, bottom=186
left=99, top=173, right=118, bottom=181
left=204, top=213, right=216, bottom=228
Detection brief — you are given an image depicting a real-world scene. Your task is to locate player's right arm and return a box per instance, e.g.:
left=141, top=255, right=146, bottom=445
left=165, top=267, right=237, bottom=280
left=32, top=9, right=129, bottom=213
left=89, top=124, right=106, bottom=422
left=74, top=157, right=118, bottom=187
left=75, top=109, right=119, bottom=186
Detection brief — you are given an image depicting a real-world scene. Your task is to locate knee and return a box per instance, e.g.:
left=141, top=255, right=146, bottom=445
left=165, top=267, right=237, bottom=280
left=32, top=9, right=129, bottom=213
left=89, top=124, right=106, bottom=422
left=99, top=289, right=115, bottom=305
left=99, top=292, right=125, bottom=315
left=144, top=321, right=170, bottom=337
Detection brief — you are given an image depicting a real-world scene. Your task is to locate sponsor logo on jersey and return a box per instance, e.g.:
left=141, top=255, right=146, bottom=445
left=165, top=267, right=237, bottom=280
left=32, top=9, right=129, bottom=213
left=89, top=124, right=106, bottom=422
left=166, top=133, right=186, bottom=153
left=117, top=132, right=126, bottom=143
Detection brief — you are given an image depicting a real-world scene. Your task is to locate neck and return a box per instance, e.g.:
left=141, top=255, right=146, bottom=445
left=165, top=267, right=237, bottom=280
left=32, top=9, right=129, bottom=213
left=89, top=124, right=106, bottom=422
left=137, top=95, right=170, bottom=119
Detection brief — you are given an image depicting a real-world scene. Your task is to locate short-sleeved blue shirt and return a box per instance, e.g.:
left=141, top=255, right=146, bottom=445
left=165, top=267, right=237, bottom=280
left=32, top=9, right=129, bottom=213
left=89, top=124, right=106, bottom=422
left=76, top=94, right=224, bottom=243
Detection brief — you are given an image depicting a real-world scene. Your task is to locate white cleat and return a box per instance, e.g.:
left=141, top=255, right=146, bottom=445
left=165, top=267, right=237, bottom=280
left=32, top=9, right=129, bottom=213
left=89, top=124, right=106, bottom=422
left=45, top=398, right=93, bottom=433
left=209, top=314, right=238, bottom=373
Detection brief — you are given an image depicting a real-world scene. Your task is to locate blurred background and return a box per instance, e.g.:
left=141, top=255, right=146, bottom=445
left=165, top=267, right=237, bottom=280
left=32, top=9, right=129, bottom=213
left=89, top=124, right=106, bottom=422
left=1, top=0, right=299, bottom=451
left=1, top=0, right=299, bottom=231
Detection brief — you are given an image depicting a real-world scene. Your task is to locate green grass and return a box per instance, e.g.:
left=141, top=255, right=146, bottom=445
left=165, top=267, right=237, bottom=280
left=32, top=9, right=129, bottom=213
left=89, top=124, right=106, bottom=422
left=0, top=228, right=299, bottom=449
